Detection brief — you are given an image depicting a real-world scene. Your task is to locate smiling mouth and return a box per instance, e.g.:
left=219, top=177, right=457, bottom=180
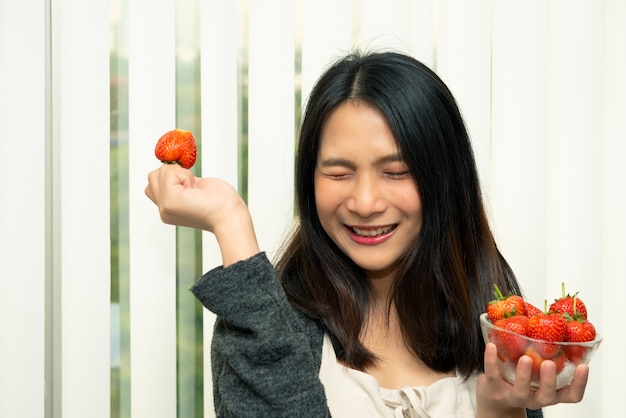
left=350, top=225, right=397, bottom=237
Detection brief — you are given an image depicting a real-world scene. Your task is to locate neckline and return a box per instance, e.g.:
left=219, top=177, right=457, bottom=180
left=323, top=334, right=461, bottom=391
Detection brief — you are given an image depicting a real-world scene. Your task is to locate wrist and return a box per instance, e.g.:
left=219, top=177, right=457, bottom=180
left=476, top=405, right=525, bottom=418
left=213, top=202, right=260, bottom=267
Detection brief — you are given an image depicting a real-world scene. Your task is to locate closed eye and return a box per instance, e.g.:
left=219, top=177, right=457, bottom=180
left=320, top=171, right=353, bottom=180
left=384, top=171, right=411, bottom=179
left=317, top=158, right=355, bottom=180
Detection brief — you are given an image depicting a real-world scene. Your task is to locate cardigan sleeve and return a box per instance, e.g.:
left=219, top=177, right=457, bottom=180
left=190, top=253, right=330, bottom=418
left=526, top=408, right=543, bottom=418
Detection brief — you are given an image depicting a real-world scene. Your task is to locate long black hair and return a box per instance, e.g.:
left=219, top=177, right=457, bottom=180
left=276, top=51, right=521, bottom=377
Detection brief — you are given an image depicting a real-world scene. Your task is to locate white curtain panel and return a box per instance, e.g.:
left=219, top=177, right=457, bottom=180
left=0, top=0, right=47, bottom=417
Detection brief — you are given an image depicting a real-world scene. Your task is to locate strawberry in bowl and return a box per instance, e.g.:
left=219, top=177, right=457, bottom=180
left=480, top=284, right=602, bottom=389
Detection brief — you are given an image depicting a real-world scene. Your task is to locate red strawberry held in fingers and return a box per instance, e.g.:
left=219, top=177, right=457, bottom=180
left=487, top=284, right=526, bottom=322
left=155, top=129, right=197, bottom=169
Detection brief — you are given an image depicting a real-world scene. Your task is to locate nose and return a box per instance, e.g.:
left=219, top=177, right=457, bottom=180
left=346, top=174, right=386, bottom=217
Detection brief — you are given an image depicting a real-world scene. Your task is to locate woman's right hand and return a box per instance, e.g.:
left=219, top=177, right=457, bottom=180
left=476, top=342, right=589, bottom=418
left=145, top=164, right=260, bottom=266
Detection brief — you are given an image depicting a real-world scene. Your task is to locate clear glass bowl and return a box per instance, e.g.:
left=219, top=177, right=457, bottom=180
left=479, top=313, right=602, bottom=389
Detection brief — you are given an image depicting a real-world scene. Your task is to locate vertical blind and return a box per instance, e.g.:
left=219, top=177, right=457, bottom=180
left=0, top=1, right=47, bottom=418
left=1, top=1, right=624, bottom=417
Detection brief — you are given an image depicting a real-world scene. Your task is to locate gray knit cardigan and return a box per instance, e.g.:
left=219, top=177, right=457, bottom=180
left=190, top=252, right=543, bottom=418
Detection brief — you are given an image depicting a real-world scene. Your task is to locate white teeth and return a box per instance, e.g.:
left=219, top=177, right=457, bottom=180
left=352, top=225, right=394, bottom=237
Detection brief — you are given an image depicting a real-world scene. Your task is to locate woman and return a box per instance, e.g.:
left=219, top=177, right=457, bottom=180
left=146, top=51, right=589, bottom=417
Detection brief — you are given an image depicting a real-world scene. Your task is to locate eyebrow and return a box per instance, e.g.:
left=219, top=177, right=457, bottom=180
left=318, top=153, right=404, bottom=169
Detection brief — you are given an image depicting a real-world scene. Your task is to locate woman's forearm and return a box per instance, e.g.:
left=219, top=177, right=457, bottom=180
left=213, top=202, right=261, bottom=267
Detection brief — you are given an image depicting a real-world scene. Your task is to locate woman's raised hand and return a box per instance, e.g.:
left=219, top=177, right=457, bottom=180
left=145, top=164, right=260, bottom=266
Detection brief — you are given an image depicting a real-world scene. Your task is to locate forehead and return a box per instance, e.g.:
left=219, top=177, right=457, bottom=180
left=318, top=101, right=399, bottom=158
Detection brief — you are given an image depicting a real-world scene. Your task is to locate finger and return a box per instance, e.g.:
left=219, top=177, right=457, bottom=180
left=531, top=359, right=558, bottom=406
left=145, top=169, right=160, bottom=202
left=538, top=359, right=557, bottom=391
left=483, top=343, right=501, bottom=379
left=509, top=355, right=533, bottom=405
left=144, top=184, right=154, bottom=202
left=557, top=364, right=589, bottom=403
left=513, top=355, right=533, bottom=388
left=159, top=163, right=195, bottom=191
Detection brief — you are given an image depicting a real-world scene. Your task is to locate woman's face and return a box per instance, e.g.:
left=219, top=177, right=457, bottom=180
left=314, top=100, right=423, bottom=281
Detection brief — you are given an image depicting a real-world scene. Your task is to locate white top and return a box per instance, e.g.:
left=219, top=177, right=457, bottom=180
left=319, top=334, right=478, bottom=418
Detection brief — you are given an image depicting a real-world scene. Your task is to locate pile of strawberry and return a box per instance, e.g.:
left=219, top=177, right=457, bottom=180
left=486, top=283, right=597, bottom=379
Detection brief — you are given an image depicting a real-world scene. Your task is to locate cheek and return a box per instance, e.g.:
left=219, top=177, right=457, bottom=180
left=411, top=204, right=424, bottom=232
left=409, top=191, right=422, bottom=214
left=314, top=180, right=329, bottom=215
left=314, top=178, right=341, bottom=222
left=398, top=188, right=423, bottom=224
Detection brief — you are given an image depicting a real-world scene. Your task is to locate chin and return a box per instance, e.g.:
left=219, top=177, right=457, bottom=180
left=356, top=260, right=398, bottom=279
